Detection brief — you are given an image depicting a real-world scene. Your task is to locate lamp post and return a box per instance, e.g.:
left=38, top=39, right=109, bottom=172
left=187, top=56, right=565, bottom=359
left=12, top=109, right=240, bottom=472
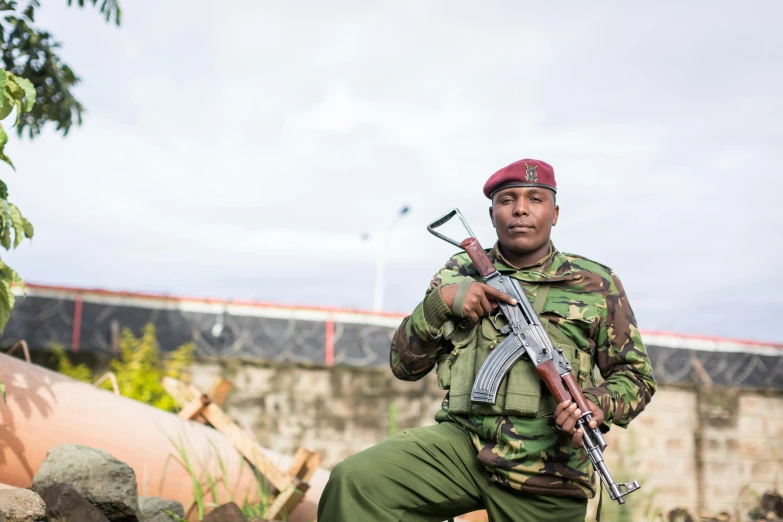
left=364, top=205, right=410, bottom=313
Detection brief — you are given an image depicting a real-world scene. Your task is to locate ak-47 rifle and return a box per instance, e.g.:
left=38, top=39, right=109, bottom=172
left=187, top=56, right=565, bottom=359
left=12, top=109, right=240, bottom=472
left=427, top=208, right=640, bottom=505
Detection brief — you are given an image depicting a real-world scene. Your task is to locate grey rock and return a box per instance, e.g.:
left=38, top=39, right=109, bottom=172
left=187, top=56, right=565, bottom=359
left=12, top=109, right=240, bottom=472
left=31, top=444, right=139, bottom=522
left=138, top=496, right=184, bottom=519
left=38, top=483, right=110, bottom=522
left=202, top=502, right=247, bottom=522
left=0, top=488, right=46, bottom=522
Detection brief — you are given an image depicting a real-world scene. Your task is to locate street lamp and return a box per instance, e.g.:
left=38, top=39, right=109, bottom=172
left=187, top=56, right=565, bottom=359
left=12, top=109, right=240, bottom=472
left=364, top=205, right=410, bottom=312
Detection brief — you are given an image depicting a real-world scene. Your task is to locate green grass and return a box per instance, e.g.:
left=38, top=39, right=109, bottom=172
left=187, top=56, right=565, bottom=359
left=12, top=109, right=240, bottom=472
left=160, top=429, right=276, bottom=520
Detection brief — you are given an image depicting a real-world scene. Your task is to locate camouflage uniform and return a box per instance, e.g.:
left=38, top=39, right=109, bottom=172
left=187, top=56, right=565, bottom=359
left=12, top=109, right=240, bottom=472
left=317, top=241, right=655, bottom=521
left=390, top=241, right=656, bottom=500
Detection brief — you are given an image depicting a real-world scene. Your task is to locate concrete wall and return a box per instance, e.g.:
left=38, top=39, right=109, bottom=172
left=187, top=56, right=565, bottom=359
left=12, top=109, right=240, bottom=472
left=189, top=359, right=783, bottom=520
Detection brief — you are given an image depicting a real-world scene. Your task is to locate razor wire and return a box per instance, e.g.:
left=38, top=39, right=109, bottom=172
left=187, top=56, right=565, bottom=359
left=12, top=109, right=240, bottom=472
left=1, top=295, right=781, bottom=390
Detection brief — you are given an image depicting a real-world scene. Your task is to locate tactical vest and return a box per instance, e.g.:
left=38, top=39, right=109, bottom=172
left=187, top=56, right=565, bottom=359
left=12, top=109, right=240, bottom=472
left=435, top=281, right=597, bottom=417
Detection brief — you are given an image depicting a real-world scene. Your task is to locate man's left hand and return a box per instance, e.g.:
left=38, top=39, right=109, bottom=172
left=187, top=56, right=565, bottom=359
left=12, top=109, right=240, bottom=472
left=554, top=399, right=605, bottom=447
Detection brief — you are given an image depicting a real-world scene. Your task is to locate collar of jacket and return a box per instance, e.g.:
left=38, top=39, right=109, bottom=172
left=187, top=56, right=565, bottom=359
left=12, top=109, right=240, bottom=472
left=488, top=241, right=576, bottom=283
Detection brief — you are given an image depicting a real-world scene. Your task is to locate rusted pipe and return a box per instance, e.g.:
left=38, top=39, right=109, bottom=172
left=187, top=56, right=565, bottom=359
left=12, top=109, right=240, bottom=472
left=0, top=353, right=326, bottom=521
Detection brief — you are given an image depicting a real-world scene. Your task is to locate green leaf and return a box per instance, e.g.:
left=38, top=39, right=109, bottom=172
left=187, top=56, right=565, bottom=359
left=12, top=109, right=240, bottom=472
left=0, top=179, right=7, bottom=200
left=5, top=79, right=26, bottom=126
left=0, top=124, right=9, bottom=171
left=0, top=265, right=15, bottom=332
left=0, top=200, right=11, bottom=250
left=10, top=75, right=35, bottom=113
left=13, top=100, right=21, bottom=126
left=0, top=71, right=8, bottom=114
left=23, top=4, right=35, bottom=21
left=9, top=204, right=23, bottom=248
left=0, top=379, right=5, bottom=403
left=0, top=151, right=14, bottom=171
left=0, top=92, right=14, bottom=121
left=22, top=218, right=33, bottom=239
left=1, top=227, right=10, bottom=250
left=1, top=200, right=11, bottom=226
left=6, top=79, right=22, bottom=103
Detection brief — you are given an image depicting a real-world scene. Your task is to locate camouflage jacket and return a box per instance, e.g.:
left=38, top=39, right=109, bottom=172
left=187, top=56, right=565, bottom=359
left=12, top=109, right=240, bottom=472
left=389, top=242, right=656, bottom=499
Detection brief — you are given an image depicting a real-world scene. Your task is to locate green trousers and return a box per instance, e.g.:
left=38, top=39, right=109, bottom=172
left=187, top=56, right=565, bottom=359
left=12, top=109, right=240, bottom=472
left=317, top=422, right=588, bottom=522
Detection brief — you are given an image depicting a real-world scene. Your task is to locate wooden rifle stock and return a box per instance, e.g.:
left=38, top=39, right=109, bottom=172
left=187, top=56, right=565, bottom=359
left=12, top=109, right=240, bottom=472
left=535, top=360, right=571, bottom=404
left=562, top=372, right=594, bottom=415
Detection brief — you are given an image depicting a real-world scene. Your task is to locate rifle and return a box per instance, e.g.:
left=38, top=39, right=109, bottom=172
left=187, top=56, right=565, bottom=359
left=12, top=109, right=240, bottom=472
left=427, top=208, right=640, bottom=505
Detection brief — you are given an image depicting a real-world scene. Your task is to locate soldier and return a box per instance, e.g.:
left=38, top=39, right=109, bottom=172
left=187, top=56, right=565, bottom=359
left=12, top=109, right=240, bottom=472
left=317, top=159, right=656, bottom=521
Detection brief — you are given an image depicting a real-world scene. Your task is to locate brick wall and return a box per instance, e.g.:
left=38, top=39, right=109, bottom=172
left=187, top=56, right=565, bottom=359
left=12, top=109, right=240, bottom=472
left=189, top=359, right=783, bottom=520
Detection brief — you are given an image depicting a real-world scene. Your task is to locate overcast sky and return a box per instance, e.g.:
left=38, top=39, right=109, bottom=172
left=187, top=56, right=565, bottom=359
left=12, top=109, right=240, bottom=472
left=3, top=1, right=782, bottom=342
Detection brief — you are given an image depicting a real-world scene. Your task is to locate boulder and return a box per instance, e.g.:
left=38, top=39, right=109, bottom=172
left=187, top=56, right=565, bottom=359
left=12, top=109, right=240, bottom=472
left=138, top=496, right=185, bottom=519
left=0, top=488, right=45, bottom=522
left=38, top=483, right=110, bottom=522
left=31, top=444, right=139, bottom=521
left=202, top=502, right=247, bottom=522
left=139, top=496, right=186, bottom=521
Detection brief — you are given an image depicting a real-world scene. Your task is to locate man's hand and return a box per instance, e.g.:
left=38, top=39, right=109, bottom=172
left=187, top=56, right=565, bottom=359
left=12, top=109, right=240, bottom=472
left=554, top=399, right=605, bottom=447
left=440, top=282, right=517, bottom=324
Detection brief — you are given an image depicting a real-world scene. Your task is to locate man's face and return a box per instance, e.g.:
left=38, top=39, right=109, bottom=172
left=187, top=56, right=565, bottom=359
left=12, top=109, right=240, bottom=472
left=489, top=186, right=559, bottom=257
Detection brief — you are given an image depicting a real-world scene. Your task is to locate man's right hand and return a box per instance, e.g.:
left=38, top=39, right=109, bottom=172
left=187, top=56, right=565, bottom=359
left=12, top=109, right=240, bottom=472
left=440, top=282, right=517, bottom=324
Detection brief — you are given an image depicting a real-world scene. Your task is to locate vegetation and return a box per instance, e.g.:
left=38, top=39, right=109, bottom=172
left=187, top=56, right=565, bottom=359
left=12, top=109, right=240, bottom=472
left=0, top=66, right=35, bottom=402
left=53, top=323, right=194, bottom=412
left=0, top=0, right=122, bottom=139
left=0, top=67, right=34, bottom=335
left=162, top=433, right=275, bottom=521
left=0, top=0, right=123, bottom=399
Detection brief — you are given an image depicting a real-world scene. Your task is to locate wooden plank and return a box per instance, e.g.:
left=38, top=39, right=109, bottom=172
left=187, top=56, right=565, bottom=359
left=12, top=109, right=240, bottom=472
left=162, top=377, right=194, bottom=405
left=288, top=448, right=321, bottom=485
left=207, top=376, right=233, bottom=407
left=266, top=448, right=322, bottom=520
left=177, top=394, right=209, bottom=421
left=165, top=379, right=207, bottom=424
left=266, top=486, right=304, bottom=520
left=286, top=448, right=311, bottom=483
left=162, top=377, right=292, bottom=493
left=200, top=402, right=292, bottom=493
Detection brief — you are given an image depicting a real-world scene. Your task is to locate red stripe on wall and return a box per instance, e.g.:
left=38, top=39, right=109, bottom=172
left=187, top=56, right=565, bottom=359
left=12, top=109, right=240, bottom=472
left=325, top=318, right=334, bottom=366
left=72, top=295, right=83, bottom=352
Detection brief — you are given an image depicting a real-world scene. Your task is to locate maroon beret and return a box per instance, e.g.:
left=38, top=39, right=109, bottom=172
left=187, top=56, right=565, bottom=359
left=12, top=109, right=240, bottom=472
left=483, top=159, right=557, bottom=199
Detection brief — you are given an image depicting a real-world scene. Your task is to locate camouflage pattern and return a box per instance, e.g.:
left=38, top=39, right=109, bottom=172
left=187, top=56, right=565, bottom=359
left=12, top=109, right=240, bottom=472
left=390, top=241, right=656, bottom=499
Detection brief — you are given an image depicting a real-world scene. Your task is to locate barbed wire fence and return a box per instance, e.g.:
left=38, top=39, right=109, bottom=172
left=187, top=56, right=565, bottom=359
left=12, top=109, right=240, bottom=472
left=2, top=295, right=782, bottom=391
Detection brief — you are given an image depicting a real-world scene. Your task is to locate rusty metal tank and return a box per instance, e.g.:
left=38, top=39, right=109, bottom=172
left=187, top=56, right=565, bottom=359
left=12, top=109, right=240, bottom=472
left=0, top=352, right=325, bottom=521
